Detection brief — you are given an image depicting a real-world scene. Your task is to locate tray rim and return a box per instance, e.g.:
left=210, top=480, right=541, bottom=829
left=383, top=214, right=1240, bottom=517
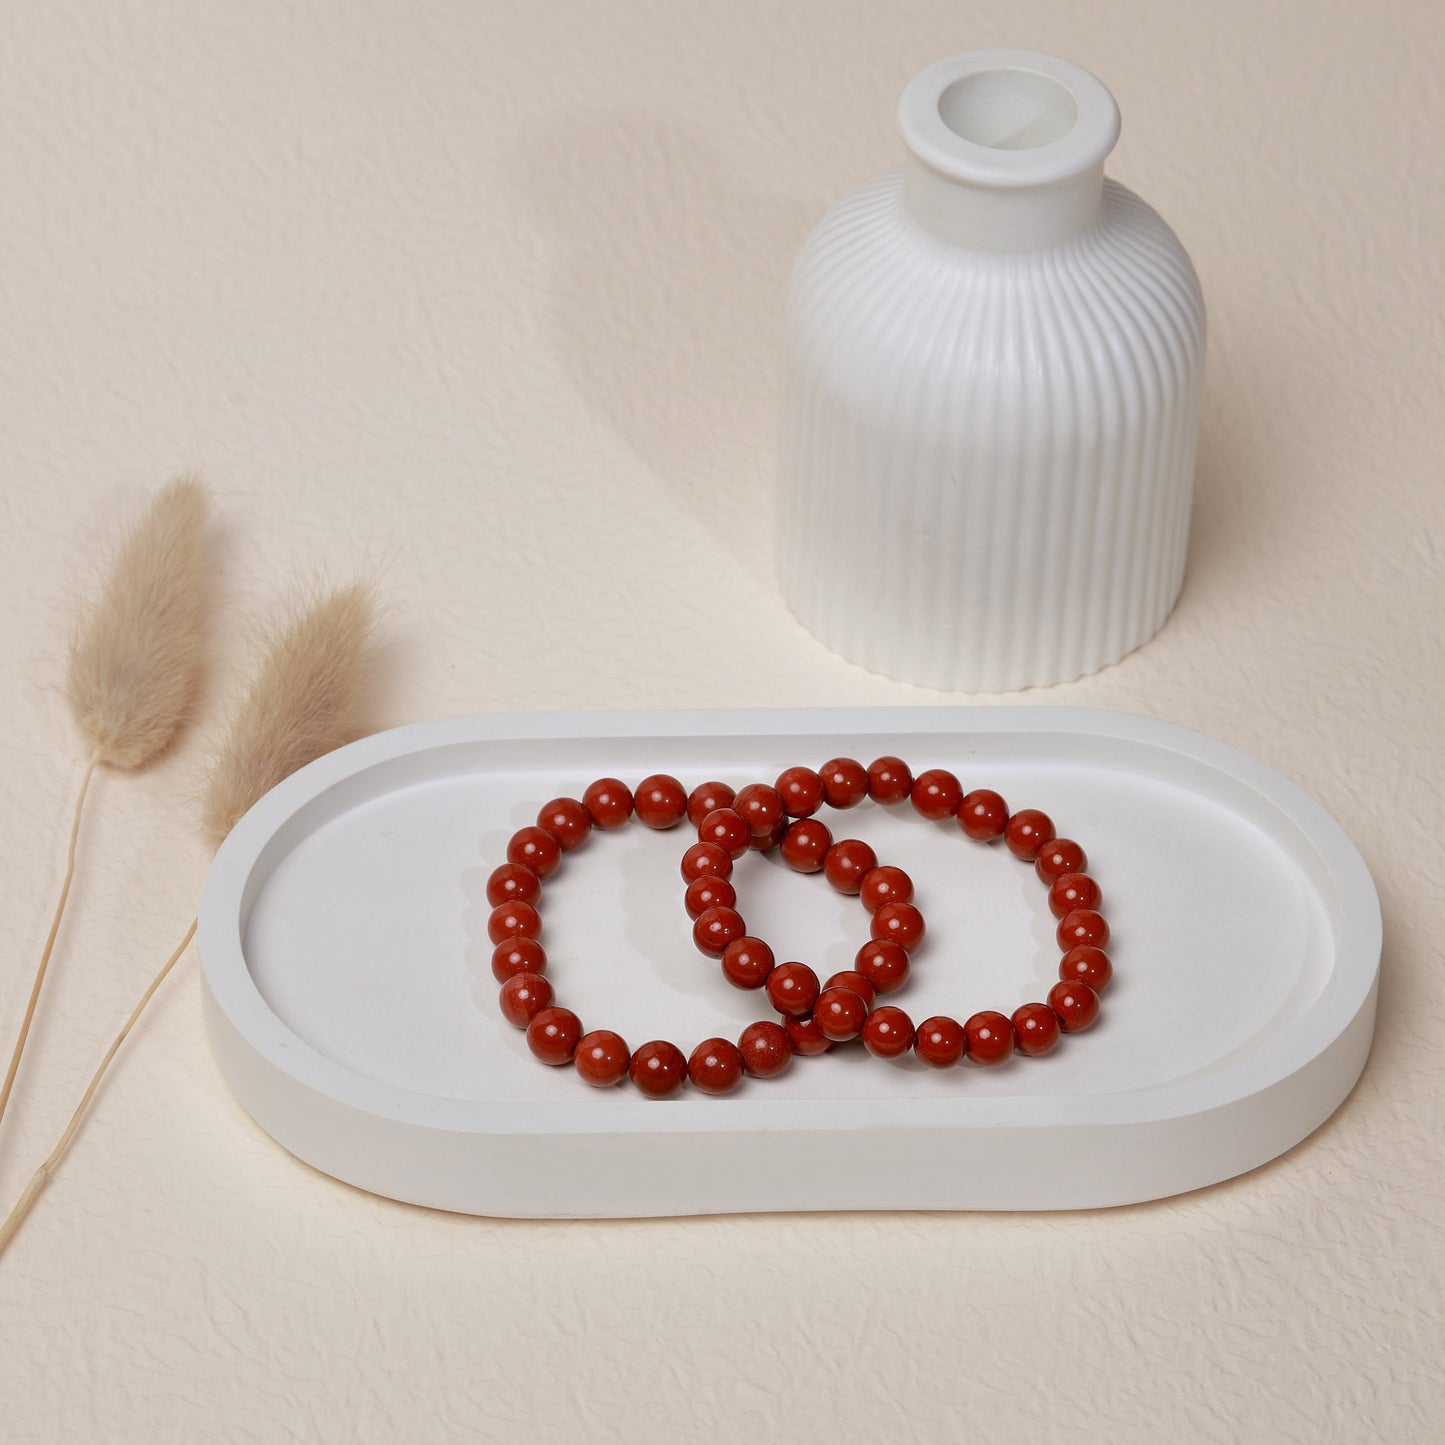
left=198, top=704, right=1381, bottom=1143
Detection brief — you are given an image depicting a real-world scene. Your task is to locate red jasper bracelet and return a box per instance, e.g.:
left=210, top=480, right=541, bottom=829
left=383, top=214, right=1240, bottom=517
left=488, top=774, right=795, bottom=1098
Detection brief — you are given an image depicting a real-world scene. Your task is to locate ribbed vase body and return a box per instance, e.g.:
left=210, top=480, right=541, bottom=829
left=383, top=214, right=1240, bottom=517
left=777, top=67, right=1206, bottom=691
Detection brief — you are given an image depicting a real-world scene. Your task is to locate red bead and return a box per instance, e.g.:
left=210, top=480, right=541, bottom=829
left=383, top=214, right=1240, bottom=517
left=775, top=766, right=825, bottom=818
left=815, top=986, right=867, bottom=1042
left=506, top=825, right=561, bottom=879
left=686, top=781, right=736, bottom=828
left=862, top=1006, right=915, bottom=1059
left=819, top=756, right=869, bottom=809
left=1049, top=872, right=1101, bottom=919
left=854, top=939, right=911, bottom=995
left=582, top=777, right=633, bottom=829
left=733, top=783, right=785, bottom=838
left=1048, top=980, right=1100, bottom=1032
left=629, top=1040, right=687, bottom=1097
left=536, top=797, right=591, bottom=851
left=698, top=807, right=751, bottom=860
left=867, top=755, right=914, bottom=805
left=739, top=1020, right=793, bottom=1077
left=485, top=862, right=541, bottom=908
left=1057, top=909, right=1109, bottom=951
left=765, top=961, right=820, bottom=1017
left=914, top=1015, right=966, bottom=1068
left=779, top=818, right=832, bottom=873
left=1035, top=837, right=1087, bottom=883
left=1012, top=1002, right=1061, bottom=1055
left=684, top=874, right=737, bottom=919
left=680, top=841, right=733, bottom=882
left=958, top=788, right=1008, bottom=841
left=858, top=865, right=914, bottom=915
left=498, top=972, right=553, bottom=1026
left=634, top=774, right=688, bottom=829
left=822, top=838, right=878, bottom=894
left=751, top=817, right=788, bottom=852
left=688, top=1037, right=745, bottom=1094
left=911, top=767, right=963, bottom=821
left=1059, top=945, right=1113, bottom=992
left=525, top=1006, right=581, bottom=1065
left=487, top=899, right=541, bottom=945
left=783, top=1014, right=832, bottom=1056
left=823, top=970, right=877, bottom=1012
left=964, top=1010, right=1015, bottom=1066
left=871, top=901, right=925, bottom=952
left=491, top=937, right=546, bottom=983
left=575, top=1030, right=630, bottom=1087
left=1005, top=809, right=1055, bottom=860
left=693, top=905, right=747, bottom=957
left=720, top=936, right=775, bottom=990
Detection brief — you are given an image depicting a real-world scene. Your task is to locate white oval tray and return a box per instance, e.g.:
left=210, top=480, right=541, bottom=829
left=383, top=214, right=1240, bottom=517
left=197, top=707, right=1380, bottom=1216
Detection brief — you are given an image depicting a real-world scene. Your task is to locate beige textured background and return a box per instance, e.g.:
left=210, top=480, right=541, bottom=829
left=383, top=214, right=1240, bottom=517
left=2, top=0, right=1442, bottom=1440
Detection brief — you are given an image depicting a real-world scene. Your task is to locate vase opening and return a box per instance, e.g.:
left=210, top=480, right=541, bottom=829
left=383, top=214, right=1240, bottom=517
left=937, top=69, right=1079, bottom=151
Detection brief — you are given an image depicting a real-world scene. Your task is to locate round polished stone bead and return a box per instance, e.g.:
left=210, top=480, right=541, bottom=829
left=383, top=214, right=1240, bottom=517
left=870, top=900, right=925, bottom=952
left=775, top=766, right=825, bottom=818
left=963, top=1010, right=1015, bottom=1066
left=498, top=972, right=554, bottom=1028
left=634, top=774, right=688, bottom=829
left=857, top=865, right=914, bottom=915
left=698, top=807, right=751, bottom=860
left=779, top=818, right=833, bottom=873
left=783, top=1013, right=832, bottom=1056
left=629, top=1040, right=688, bottom=1098
left=720, top=936, right=775, bottom=990
left=487, top=899, right=541, bottom=945
left=764, top=961, right=820, bottom=1017
left=680, top=841, right=733, bottom=882
left=506, top=825, right=562, bottom=879
left=693, top=905, right=747, bottom=958
left=582, top=777, right=634, bottom=830
left=958, top=788, right=1009, bottom=841
left=815, top=986, right=868, bottom=1042
left=575, top=1030, right=630, bottom=1087
left=486, top=862, right=541, bottom=909
left=1056, top=909, right=1109, bottom=951
left=1059, top=944, right=1113, bottom=992
left=914, top=1015, right=966, bottom=1068
left=686, top=781, right=736, bottom=828
left=526, top=1006, right=582, bottom=1065
left=688, top=1037, right=745, bottom=1095
left=536, top=797, right=592, bottom=851
left=1035, top=837, right=1087, bottom=884
left=751, top=817, right=788, bottom=852
left=1049, top=872, right=1101, bottom=919
left=1048, top=979, right=1101, bottom=1032
left=684, top=874, right=737, bottom=920
left=862, top=1006, right=915, bottom=1059
left=854, top=939, right=911, bottom=995
left=823, top=970, right=877, bottom=1012
left=911, top=767, right=963, bottom=821
left=822, top=838, right=878, bottom=894
left=733, top=783, right=785, bottom=838
left=738, top=1020, right=793, bottom=1077
left=866, top=755, right=914, bottom=805
left=1012, top=1001, right=1061, bottom=1056
left=491, top=937, right=547, bottom=983
left=819, top=756, right=869, bottom=809
left=1004, top=808, right=1056, bottom=861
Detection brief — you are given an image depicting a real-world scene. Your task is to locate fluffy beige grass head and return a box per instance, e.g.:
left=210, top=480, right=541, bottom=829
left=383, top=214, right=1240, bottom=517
left=202, top=583, right=377, bottom=848
left=66, top=477, right=212, bottom=770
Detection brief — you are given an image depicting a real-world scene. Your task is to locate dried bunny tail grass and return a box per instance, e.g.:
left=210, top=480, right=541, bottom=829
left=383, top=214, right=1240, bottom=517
left=66, top=475, right=212, bottom=770
left=202, top=583, right=377, bottom=848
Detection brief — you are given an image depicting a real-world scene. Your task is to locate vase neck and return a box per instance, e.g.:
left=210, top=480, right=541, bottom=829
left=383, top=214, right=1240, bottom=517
left=896, top=49, right=1121, bottom=253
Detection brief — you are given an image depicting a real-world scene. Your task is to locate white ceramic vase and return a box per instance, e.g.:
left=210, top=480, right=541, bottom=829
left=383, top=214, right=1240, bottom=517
left=777, top=50, right=1206, bottom=691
